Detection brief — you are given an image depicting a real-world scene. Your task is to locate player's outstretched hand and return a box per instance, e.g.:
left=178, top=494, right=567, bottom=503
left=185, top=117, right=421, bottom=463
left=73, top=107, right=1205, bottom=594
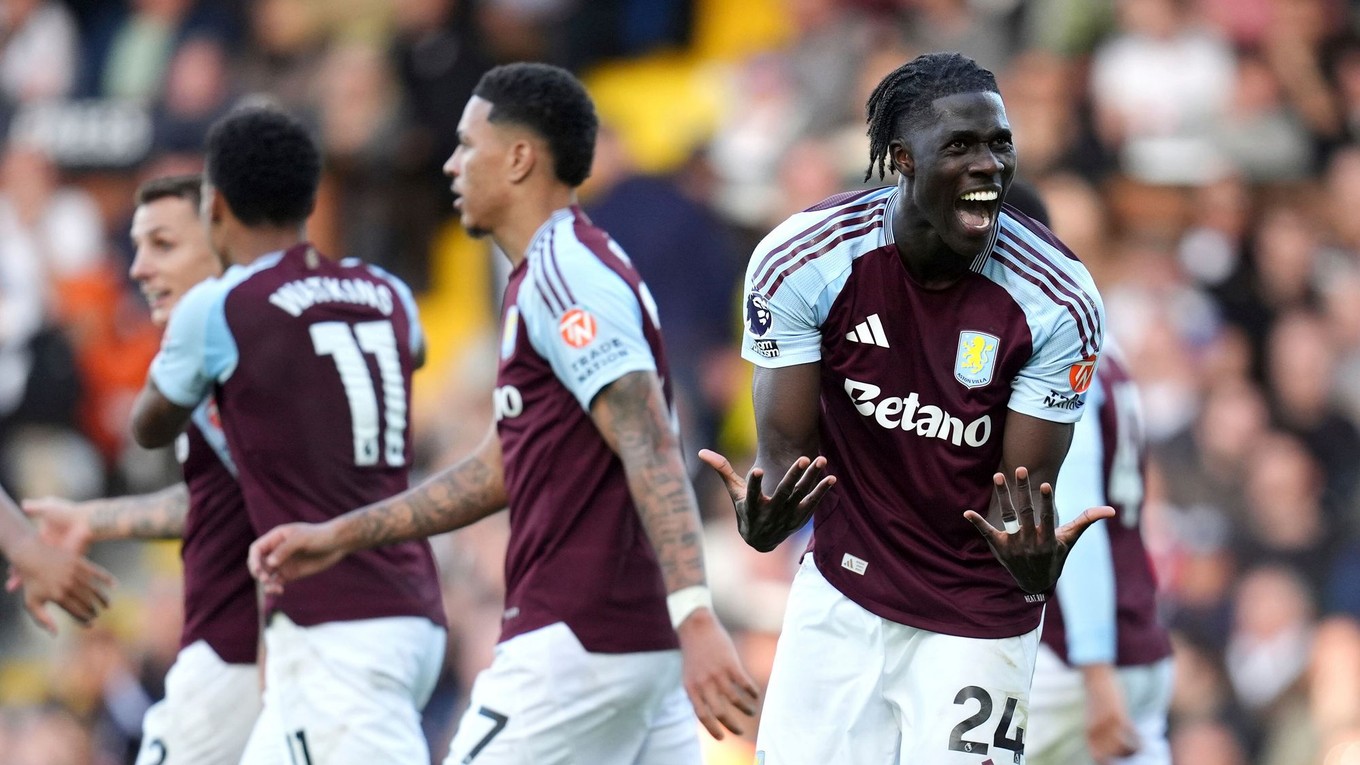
left=962, top=467, right=1114, bottom=594
left=698, top=448, right=835, bottom=553
left=249, top=522, right=347, bottom=595
left=676, top=607, right=760, bottom=740
left=5, top=534, right=113, bottom=635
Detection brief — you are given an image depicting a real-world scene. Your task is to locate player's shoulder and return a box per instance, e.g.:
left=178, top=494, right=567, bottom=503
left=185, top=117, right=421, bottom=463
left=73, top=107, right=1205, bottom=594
left=748, top=186, right=895, bottom=300
left=752, top=186, right=894, bottom=260
left=524, top=209, right=637, bottom=310
left=983, top=208, right=1103, bottom=323
left=177, top=255, right=275, bottom=317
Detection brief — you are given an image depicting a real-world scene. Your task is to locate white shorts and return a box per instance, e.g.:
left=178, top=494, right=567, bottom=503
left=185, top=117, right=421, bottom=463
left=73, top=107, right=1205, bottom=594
left=133, top=640, right=262, bottom=765
left=755, top=556, right=1040, bottom=765
left=444, top=621, right=700, bottom=765
left=1026, top=644, right=1174, bottom=765
left=241, top=613, right=446, bottom=765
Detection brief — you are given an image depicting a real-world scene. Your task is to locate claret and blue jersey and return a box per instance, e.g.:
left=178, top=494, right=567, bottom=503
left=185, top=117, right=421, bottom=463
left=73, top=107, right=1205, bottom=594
left=742, top=186, right=1106, bottom=639
left=149, top=243, right=445, bottom=629
left=494, top=206, right=678, bottom=654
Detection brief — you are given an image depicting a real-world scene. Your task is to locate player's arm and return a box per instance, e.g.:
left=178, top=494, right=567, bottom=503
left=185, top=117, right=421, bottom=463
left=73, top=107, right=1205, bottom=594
left=23, top=484, right=191, bottom=554
left=591, top=369, right=759, bottom=739
left=131, top=280, right=226, bottom=448
left=1054, top=384, right=1140, bottom=759
left=700, top=363, right=836, bottom=553
left=131, top=382, right=195, bottom=448
left=0, top=488, right=114, bottom=634
left=250, top=423, right=508, bottom=586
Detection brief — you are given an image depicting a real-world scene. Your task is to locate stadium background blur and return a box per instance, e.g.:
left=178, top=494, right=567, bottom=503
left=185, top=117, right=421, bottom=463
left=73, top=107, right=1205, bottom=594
left=2, top=0, right=1360, bottom=762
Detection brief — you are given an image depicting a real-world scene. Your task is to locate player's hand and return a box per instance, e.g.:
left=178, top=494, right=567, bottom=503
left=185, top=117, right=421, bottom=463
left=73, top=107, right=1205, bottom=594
left=962, top=467, right=1114, bottom=594
left=675, top=607, right=760, bottom=740
left=21, top=497, right=95, bottom=555
left=698, top=448, right=835, bottom=553
left=249, top=521, right=347, bottom=595
left=5, top=533, right=114, bottom=634
left=1082, top=664, right=1140, bottom=762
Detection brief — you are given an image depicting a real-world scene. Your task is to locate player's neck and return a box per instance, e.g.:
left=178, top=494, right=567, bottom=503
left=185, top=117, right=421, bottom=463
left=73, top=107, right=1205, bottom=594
left=494, top=187, right=577, bottom=267
left=225, top=225, right=307, bottom=267
left=891, top=217, right=970, bottom=290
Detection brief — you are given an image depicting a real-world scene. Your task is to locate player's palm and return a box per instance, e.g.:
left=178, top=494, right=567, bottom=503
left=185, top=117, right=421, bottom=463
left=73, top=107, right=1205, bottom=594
left=7, top=536, right=113, bottom=634
left=249, top=523, right=347, bottom=595
left=697, top=449, right=835, bottom=553
left=963, top=467, right=1114, bottom=594
left=676, top=608, right=760, bottom=740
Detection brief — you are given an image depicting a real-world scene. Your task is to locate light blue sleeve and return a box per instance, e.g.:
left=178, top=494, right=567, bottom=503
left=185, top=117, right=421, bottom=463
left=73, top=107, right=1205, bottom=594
left=739, top=232, right=826, bottom=368
left=149, top=279, right=239, bottom=408
left=364, top=263, right=425, bottom=358
left=522, top=256, right=656, bottom=411
left=1053, top=381, right=1117, bottom=665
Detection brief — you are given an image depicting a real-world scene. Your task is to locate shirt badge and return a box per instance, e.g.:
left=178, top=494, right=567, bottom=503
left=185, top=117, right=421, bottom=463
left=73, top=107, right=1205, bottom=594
left=559, top=307, right=597, bottom=349
left=745, top=292, right=773, bottom=338
left=955, top=331, right=999, bottom=389
left=1069, top=354, right=1098, bottom=394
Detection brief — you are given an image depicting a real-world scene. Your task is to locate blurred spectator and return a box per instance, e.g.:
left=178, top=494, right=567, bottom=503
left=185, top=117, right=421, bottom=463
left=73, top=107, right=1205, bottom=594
left=1170, top=718, right=1250, bottom=765
left=1225, top=565, right=1316, bottom=759
left=237, top=0, right=327, bottom=107
left=1089, top=0, right=1236, bottom=184
left=1263, top=310, right=1360, bottom=518
left=896, top=0, right=1019, bottom=73
left=0, top=0, right=80, bottom=106
left=150, top=35, right=235, bottom=156
left=1236, top=434, right=1331, bottom=594
left=389, top=0, right=492, bottom=290
left=0, top=143, right=100, bottom=462
left=1218, top=50, right=1315, bottom=183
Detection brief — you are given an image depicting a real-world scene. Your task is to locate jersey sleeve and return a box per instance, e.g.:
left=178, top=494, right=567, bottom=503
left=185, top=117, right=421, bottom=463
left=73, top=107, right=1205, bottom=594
left=740, top=236, right=824, bottom=368
left=1053, top=381, right=1117, bottom=665
left=365, top=264, right=425, bottom=360
left=1008, top=290, right=1105, bottom=424
left=149, top=278, right=238, bottom=408
left=522, top=257, right=656, bottom=411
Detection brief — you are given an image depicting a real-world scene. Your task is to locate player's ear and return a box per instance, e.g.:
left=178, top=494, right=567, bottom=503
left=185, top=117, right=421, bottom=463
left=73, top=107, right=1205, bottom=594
left=890, top=139, right=913, bottom=178
left=507, top=138, right=536, bottom=184
left=207, top=186, right=228, bottom=225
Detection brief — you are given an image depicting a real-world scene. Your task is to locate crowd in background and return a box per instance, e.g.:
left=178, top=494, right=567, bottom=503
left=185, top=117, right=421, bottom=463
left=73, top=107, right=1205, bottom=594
left=3, top=0, right=1360, bottom=762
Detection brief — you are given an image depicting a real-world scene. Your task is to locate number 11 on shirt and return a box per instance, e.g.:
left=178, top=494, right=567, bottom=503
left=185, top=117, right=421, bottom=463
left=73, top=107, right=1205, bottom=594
left=310, top=320, right=408, bottom=468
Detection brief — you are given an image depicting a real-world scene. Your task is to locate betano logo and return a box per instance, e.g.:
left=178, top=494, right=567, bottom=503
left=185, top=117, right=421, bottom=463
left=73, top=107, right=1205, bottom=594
left=844, top=378, right=992, bottom=447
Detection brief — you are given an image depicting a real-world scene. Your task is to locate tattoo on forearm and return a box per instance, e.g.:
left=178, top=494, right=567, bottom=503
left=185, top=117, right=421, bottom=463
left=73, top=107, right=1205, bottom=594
left=90, top=484, right=190, bottom=540
left=599, top=372, right=706, bottom=593
left=345, top=443, right=506, bottom=549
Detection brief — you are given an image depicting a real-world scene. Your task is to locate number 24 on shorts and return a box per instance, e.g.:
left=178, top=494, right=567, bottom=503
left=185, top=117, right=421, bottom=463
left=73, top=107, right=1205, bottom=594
left=948, top=685, right=1025, bottom=763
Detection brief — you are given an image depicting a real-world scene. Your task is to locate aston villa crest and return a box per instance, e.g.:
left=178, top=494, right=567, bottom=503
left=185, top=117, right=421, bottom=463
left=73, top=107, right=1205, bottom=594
left=955, top=331, right=999, bottom=388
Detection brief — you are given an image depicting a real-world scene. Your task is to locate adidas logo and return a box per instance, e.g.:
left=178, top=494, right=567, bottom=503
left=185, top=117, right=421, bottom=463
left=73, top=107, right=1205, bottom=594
left=846, top=314, right=890, bottom=348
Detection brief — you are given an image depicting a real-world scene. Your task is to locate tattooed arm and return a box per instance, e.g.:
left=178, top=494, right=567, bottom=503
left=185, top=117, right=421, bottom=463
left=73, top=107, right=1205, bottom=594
left=589, top=370, right=706, bottom=593
left=24, top=485, right=191, bottom=554
left=250, top=424, right=507, bottom=586
left=590, top=370, right=759, bottom=739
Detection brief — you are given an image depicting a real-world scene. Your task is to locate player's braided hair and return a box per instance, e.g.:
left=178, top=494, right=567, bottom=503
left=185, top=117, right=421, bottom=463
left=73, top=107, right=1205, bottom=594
left=864, top=52, right=999, bottom=181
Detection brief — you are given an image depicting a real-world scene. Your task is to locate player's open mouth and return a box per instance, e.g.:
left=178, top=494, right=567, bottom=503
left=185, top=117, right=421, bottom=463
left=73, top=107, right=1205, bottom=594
left=143, top=288, right=170, bottom=308
left=956, top=189, right=999, bottom=233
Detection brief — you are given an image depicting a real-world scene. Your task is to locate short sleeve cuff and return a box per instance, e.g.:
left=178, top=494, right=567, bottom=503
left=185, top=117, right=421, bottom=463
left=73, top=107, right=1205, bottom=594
left=149, top=361, right=206, bottom=409
left=1008, top=397, right=1085, bottom=425
left=578, top=358, right=657, bottom=411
